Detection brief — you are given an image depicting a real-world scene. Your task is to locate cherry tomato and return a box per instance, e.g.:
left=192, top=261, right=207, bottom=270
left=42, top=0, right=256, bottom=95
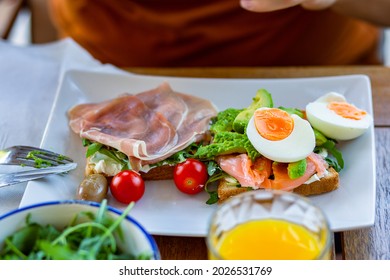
left=110, top=170, right=145, bottom=203
left=173, top=159, right=208, bottom=195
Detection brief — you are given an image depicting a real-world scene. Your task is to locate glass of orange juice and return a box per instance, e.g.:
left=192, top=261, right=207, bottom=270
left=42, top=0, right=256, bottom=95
left=206, top=190, right=332, bottom=260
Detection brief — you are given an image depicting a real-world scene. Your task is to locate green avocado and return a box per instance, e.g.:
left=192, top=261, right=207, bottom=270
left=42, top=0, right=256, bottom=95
left=278, top=106, right=305, bottom=119
left=287, top=159, right=307, bottom=179
left=210, top=108, right=242, bottom=134
left=232, top=88, right=274, bottom=133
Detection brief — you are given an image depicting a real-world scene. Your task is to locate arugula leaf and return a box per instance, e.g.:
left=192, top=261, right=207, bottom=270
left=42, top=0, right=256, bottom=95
left=321, top=140, right=344, bottom=171
left=84, top=140, right=132, bottom=170
left=150, top=142, right=201, bottom=167
left=206, top=160, right=220, bottom=176
left=204, top=162, right=243, bottom=205
left=39, top=241, right=83, bottom=260
left=86, top=142, right=103, bottom=158
left=0, top=200, right=150, bottom=260
left=325, top=157, right=342, bottom=172
left=204, top=162, right=224, bottom=205
left=206, top=192, right=219, bottom=205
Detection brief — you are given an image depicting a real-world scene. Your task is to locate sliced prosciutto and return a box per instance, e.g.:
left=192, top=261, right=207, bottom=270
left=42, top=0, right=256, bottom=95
left=68, top=82, right=217, bottom=170
left=137, top=82, right=218, bottom=151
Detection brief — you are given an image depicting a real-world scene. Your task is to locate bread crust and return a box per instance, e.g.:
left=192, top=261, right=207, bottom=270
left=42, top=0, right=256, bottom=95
left=85, top=156, right=174, bottom=180
left=217, top=167, right=339, bottom=203
left=293, top=167, right=339, bottom=196
left=139, top=165, right=175, bottom=180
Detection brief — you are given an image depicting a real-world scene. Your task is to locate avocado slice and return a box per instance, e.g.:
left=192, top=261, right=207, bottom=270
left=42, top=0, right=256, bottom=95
left=232, top=88, right=274, bottom=133
left=210, top=108, right=242, bottom=134
left=287, top=159, right=307, bottom=179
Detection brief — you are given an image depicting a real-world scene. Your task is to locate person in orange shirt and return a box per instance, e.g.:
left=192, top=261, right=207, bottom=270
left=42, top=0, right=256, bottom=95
left=48, top=0, right=390, bottom=67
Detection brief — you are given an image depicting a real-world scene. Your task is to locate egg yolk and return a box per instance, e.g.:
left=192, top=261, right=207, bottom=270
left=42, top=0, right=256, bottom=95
left=327, top=101, right=367, bottom=120
left=254, top=108, right=294, bottom=141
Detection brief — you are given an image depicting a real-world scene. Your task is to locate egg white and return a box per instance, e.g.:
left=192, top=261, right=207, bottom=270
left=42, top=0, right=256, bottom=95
left=306, top=92, right=372, bottom=141
left=247, top=109, right=315, bottom=163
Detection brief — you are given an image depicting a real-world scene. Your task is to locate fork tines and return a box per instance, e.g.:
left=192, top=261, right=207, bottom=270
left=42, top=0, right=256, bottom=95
left=15, top=146, right=73, bottom=167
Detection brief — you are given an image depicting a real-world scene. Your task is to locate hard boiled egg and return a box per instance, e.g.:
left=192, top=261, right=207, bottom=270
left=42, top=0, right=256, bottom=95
left=306, top=92, right=372, bottom=141
left=247, top=108, right=315, bottom=163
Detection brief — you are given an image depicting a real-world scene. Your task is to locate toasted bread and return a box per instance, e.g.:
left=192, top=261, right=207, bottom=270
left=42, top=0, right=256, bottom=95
left=217, top=167, right=339, bottom=203
left=139, top=165, right=175, bottom=180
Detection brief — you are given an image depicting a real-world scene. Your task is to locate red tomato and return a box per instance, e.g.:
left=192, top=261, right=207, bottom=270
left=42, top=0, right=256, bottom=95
left=110, top=170, right=145, bottom=203
left=173, top=159, right=208, bottom=195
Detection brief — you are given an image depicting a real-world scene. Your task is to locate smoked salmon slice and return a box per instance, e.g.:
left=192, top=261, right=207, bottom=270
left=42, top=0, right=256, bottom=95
left=217, top=152, right=327, bottom=191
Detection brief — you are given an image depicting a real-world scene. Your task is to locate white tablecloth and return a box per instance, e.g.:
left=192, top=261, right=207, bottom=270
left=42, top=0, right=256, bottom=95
left=0, top=38, right=121, bottom=216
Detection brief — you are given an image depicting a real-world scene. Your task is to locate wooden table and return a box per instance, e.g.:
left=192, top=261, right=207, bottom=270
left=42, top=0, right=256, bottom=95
left=127, top=66, right=390, bottom=260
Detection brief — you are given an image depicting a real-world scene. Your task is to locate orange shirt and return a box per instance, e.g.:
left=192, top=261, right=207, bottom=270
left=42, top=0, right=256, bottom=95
left=48, top=0, right=381, bottom=67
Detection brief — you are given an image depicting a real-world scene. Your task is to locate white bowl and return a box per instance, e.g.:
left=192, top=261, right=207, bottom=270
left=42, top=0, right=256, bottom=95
left=0, top=200, right=160, bottom=260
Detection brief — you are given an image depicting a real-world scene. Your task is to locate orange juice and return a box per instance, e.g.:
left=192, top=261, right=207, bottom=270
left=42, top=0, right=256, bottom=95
left=215, top=219, right=325, bottom=260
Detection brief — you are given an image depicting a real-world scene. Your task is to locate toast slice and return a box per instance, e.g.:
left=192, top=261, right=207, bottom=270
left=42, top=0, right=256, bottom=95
left=139, top=165, right=175, bottom=180
left=217, top=167, right=339, bottom=203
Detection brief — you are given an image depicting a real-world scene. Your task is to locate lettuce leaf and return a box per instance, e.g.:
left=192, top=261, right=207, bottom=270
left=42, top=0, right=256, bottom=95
left=195, top=131, right=260, bottom=162
left=210, top=108, right=243, bottom=134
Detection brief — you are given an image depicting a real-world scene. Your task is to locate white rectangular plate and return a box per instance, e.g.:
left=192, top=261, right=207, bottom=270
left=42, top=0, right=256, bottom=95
left=20, top=69, right=376, bottom=236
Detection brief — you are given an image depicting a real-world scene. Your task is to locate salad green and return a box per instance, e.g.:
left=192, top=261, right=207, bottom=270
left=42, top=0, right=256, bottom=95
left=0, top=200, right=152, bottom=260
left=26, top=150, right=65, bottom=168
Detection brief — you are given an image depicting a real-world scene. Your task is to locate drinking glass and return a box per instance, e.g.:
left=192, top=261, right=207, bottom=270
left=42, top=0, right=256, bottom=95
left=207, top=190, right=332, bottom=260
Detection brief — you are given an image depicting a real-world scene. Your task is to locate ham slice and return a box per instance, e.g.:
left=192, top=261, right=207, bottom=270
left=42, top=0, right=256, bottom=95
left=68, top=82, right=217, bottom=170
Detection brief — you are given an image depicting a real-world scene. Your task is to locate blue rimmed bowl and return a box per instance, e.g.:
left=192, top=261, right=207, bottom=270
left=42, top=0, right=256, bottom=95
left=0, top=200, right=160, bottom=260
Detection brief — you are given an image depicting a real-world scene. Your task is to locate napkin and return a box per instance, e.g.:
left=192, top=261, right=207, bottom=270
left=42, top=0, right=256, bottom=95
left=0, top=38, right=124, bottom=216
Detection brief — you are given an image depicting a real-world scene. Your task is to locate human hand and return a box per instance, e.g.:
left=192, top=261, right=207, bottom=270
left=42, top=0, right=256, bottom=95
left=240, top=0, right=337, bottom=12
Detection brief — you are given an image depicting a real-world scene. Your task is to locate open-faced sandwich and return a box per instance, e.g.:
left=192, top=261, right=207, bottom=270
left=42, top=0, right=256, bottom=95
left=195, top=90, right=372, bottom=203
left=68, top=82, right=217, bottom=203
left=68, top=83, right=372, bottom=205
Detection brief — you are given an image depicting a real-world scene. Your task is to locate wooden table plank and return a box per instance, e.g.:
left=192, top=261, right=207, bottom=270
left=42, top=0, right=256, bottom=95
left=341, top=128, right=390, bottom=259
left=153, top=235, right=208, bottom=260
left=127, top=66, right=390, bottom=260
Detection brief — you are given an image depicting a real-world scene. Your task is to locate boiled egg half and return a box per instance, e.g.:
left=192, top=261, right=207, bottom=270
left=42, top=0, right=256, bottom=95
left=306, top=92, right=372, bottom=141
left=247, top=108, right=315, bottom=163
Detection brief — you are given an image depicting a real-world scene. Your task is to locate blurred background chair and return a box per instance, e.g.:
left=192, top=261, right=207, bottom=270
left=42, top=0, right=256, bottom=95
left=0, top=0, right=24, bottom=40
left=1, top=0, right=57, bottom=43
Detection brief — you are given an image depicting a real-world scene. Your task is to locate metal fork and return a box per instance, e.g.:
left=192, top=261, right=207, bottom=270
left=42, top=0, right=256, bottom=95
left=0, top=145, right=76, bottom=187
left=0, top=162, right=77, bottom=188
left=0, top=145, right=73, bottom=168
